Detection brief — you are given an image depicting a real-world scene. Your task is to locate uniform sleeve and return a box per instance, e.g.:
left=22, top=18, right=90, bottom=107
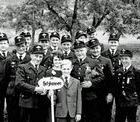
left=135, top=69, right=140, bottom=102
left=106, top=59, right=114, bottom=94
left=15, top=65, right=35, bottom=94
left=76, top=80, right=82, bottom=115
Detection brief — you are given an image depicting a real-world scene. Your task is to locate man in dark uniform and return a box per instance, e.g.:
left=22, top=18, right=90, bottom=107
left=15, top=44, right=50, bottom=122
left=61, top=34, right=76, bottom=61
left=38, top=32, right=51, bottom=68
left=20, top=31, right=32, bottom=52
left=114, top=49, right=140, bottom=122
left=48, top=32, right=61, bottom=53
left=87, top=38, right=114, bottom=122
left=6, top=35, right=31, bottom=122
left=0, top=33, right=12, bottom=59
left=0, top=33, right=11, bottom=122
left=102, top=32, right=122, bottom=74
left=71, top=41, right=104, bottom=122
left=75, top=30, right=87, bottom=43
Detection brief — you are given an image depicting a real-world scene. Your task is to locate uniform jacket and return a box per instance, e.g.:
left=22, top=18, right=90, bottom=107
left=15, top=62, right=49, bottom=109
left=114, top=65, right=140, bottom=107
left=62, top=50, right=77, bottom=62
left=71, top=56, right=104, bottom=100
left=0, top=54, right=11, bottom=95
left=6, top=53, right=31, bottom=96
left=102, top=49, right=122, bottom=74
left=90, top=55, right=114, bottom=97
left=55, top=76, right=82, bottom=118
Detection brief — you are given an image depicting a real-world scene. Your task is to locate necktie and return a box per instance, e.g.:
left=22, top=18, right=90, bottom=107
left=111, top=50, right=114, bottom=55
left=65, top=77, right=68, bottom=87
left=19, top=55, right=22, bottom=61
left=35, top=65, right=38, bottom=70
left=2, top=52, right=6, bottom=58
left=64, top=51, right=67, bottom=57
left=79, top=59, right=82, bottom=64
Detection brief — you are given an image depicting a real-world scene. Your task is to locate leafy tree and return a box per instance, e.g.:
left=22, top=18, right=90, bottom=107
left=2, top=0, right=140, bottom=43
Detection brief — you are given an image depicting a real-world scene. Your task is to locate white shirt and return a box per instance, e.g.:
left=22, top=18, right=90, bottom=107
left=63, top=50, right=71, bottom=56
left=16, top=53, right=26, bottom=60
left=30, top=61, right=39, bottom=70
left=0, top=51, right=8, bottom=57
left=109, top=49, right=117, bottom=55
left=62, top=75, right=70, bottom=84
left=123, top=64, right=131, bottom=71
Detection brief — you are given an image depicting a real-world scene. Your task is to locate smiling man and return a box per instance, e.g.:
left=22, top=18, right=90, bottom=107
left=102, top=32, right=122, bottom=74
left=87, top=38, right=113, bottom=122
left=71, top=41, right=104, bottom=122
left=114, top=49, right=140, bottom=122
left=15, top=44, right=50, bottom=122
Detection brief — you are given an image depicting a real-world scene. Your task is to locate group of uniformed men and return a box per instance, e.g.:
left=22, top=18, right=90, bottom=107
left=0, top=26, right=140, bottom=122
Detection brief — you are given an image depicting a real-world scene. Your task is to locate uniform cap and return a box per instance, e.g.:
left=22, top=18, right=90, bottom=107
left=61, top=35, right=72, bottom=43
left=31, top=44, right=44, bottom=54
left=120, top=49, right=133, bottom=58
left=50, top=32, right=60, bottom=39
left=87, top=38, right=100, bottom=48
left=75, top=31, right=87, bottom=39
left=73, top=41, right=86, bottom=49
left=15, top=35, right=26, bottom=46
left=38, top=32, right=49, bottom=42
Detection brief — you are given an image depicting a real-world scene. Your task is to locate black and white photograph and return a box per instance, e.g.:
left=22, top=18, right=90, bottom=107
left=0, top=0, right=140, bottom=122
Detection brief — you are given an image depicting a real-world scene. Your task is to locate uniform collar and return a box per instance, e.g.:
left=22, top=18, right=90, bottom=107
left=0, top=50, right=8, bottom=57
left=63, top=50, right=71, bottom=55
left=123, top=64, right=132, bottom=71
left=16, top=53, right=26, bottom=60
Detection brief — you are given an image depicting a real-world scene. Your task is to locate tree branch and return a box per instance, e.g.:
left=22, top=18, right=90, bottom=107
left=44, top=0, right=71, bottom=31
left=71, top=0, right=78, bottom=29
left=94, top=10, right=110, bottom=28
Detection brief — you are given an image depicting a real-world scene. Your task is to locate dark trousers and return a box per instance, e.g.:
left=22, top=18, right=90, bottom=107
left=115, top=106, right=137, bottom=122
left=0, top=94, right=5, bottom=122
left=6, top=95, right=20, bottom=122
left=20, top=107, right=49, bottom=122
left=81, top=99, right=101, bottom=122
left=99, top=99, right=113, bottom=122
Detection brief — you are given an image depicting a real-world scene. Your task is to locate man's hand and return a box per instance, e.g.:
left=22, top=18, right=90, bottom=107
left=75, top=114, right=81, bottom=122
left=81, top=81, right=92, bottom=88
left=106, top=93, right=113, bottom=103
left=34, top=86, right=44, bottom=94
left=91, top=68, right=99, bottom=76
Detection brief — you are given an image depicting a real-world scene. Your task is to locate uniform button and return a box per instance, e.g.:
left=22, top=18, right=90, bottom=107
left=122, top=86, right=124, bottom=89
left=123, top=77, right=125, bottom=80
left=122, top=82, right=125, bottom=84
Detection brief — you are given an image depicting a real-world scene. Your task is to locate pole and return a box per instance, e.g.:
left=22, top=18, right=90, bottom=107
left=51, top=90, right=55, bottom=122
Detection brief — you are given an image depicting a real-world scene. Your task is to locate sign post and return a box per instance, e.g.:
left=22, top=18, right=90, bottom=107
left=38, top=77, right=64, bottom=122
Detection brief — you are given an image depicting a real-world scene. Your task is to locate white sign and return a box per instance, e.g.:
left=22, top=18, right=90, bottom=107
left=38, top=77, right=64, bottom=90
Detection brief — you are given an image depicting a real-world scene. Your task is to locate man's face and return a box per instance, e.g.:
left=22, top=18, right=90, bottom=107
left=50, top=37, right=60, bottom=47
left=30, top=54, right=43, bottom=65
left=53, top=56, right=62, bottom=67
left=39, top=41, right=50, bottom=50
left=0, top=40, right=9, bottom=52
left=61, top=42, right=72, bottom=52
left=77, top=36, right=87, bottom=43
left=61, top=63, right=73, bottom=76
left=120, top=56, right=132, bottom=68
left=25, top=37, right=32, bottom=47
left=108, top=40, right=119, bottom=50
left=89, top=45, right=101, bottom=57
left=75, top=47, right=87, bottom=60
left=16, top=43, right=26, bottom=55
